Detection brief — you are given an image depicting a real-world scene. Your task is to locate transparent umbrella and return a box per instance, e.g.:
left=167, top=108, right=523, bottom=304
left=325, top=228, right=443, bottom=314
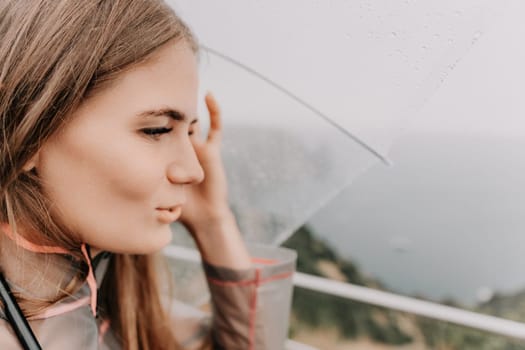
left=164, top=0, right=512, bottom=304
left=168, top=0, right=510, bottom=246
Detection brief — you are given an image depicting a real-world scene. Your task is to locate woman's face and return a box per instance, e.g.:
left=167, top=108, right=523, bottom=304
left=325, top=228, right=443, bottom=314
left=33, top=41, right=204, bottom=254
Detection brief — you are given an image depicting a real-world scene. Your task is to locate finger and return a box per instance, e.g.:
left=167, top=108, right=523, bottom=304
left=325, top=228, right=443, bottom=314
left=205, top=92, right=222, bottom=143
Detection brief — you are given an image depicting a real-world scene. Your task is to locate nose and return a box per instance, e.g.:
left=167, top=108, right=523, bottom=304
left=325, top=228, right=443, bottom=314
left=166, top=140, right=204, bottom=185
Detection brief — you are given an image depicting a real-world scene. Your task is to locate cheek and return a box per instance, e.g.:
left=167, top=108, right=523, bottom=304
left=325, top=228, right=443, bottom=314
left=38, top=133, right=167, bottom=232
left=100, top=145, right=164, bottom=201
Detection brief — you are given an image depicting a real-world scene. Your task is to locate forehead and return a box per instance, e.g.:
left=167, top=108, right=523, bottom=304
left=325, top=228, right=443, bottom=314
left=74, top=41, right=199, bottom=125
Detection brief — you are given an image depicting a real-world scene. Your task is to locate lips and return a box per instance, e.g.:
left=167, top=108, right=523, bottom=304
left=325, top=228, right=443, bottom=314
left=156, top=206, right=179, bottom=211
left=156, top=205, right=182, bottom=224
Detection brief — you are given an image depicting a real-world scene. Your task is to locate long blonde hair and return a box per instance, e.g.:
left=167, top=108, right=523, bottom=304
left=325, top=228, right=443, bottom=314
left=0, top=1, right=197, bottom=348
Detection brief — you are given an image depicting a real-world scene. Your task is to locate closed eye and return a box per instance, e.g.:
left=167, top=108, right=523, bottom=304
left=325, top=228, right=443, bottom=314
left=141, top=127, right=173, bottom=138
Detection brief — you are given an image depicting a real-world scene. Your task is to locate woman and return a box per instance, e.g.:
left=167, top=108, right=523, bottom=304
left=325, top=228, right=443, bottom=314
left=0, top=1, right=295, bottom=349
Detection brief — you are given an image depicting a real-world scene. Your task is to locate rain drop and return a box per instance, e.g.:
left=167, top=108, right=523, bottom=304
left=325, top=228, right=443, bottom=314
left=471, top=31, right=482, bottom=44
left=391, top=31, right=398, bottom=37
left=389, top=236, right=413, bottom=254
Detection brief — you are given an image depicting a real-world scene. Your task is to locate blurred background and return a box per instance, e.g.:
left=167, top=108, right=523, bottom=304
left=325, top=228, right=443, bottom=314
left=167, top=0, right=525, bottom=348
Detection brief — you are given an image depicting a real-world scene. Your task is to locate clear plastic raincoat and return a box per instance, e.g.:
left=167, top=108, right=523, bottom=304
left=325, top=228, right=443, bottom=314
left=0, top=239, right=296, bottom=350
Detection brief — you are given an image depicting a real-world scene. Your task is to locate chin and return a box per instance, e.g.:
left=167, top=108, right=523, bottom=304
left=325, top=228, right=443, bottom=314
left=137, top=231, right=172, bottom=254
left=105, top=227, right=173, bottom=255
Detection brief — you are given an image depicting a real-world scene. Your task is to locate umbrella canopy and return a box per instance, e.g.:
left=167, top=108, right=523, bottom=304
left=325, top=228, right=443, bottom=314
left=167, top=0, right=510, bottom=247
left=163, top=0, right=516, bottom=310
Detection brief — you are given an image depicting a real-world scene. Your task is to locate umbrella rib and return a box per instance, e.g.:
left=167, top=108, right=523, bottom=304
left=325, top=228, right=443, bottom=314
left=200, top=45, right=391, bottom=166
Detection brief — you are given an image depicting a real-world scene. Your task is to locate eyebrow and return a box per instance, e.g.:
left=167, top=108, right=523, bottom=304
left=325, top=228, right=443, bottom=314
left=138, top=108, right=198, bottom=124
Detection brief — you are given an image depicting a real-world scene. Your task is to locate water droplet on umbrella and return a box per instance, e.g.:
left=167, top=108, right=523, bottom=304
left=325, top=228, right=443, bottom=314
left=472, top=30, right=482, bottom=44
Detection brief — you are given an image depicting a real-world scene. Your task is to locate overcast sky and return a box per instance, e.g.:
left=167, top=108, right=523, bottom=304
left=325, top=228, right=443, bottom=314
left=169, top=0, right=525, bottom=305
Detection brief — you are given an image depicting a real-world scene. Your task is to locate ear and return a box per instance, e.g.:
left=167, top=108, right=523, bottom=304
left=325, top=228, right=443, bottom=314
left=22, top=153, right=40, bottom=172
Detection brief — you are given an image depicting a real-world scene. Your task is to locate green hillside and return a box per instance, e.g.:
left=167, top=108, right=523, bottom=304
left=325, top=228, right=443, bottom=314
left=283, top=225, right=525, bottom=349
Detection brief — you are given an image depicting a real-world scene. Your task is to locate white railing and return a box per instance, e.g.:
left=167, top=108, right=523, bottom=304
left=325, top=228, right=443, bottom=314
left=164, top=245, right=525, bottom=343
left=285, top=339, right=319, bottom=350
left=294, top=272, right=525, bottom=340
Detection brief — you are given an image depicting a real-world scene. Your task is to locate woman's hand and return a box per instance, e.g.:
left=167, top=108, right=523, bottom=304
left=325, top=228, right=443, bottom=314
left=179, top=93, right=231, bottom=233
left=179, top=93, right=251, bottom=269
